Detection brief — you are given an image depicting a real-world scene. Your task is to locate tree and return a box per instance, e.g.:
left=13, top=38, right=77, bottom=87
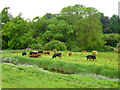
left=2, top=14, right=35, bottom=49
left=73, top=7, right=104, bottom=51
left=101, top=16, right=111, bottom=33
left=1, top=7, right=13, bottom=25
left=103, top=33, right=119, bottom=47
left=30, top=16, right=48, bottom=38
left=110, top=15, right=119, bottom=33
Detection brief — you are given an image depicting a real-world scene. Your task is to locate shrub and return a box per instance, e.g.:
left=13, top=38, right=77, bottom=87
left=100, top=45, right=114, bottom=52
left=44, top=40, right=67, bottom=51
left=2, top=57, right=19, bottom=65
left=29, top=43, right=43, bottom=50
left=103, top=33, right=119, bottom=47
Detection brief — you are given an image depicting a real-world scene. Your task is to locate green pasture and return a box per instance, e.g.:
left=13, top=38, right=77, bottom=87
left=1, top=50, right=119, bottom=88
left=2, top=50, right=118, bottom=69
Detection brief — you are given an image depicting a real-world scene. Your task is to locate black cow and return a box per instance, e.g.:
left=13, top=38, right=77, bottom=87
left=52, top=53, right=61, bottom=58
left=29, top=51, right=38, bottom=55
left=38, top=50, right=43, bottom=53
left=22, top=52, right=27, bottom=56
left=86, top=55, right=96, bottom=61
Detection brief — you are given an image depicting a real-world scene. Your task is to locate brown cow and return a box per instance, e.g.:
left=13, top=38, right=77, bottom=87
left=33, top=54, right=39, bottom=58
left=29, top=54, right=41, bottom=58
left=68, top=52, right=72, bottom=56
left=29, top=54, right=34, bottom=57
left=37, top=53, right=41, bottom=57
left=81, top=51, right=87, bottom=53
left=44, top=51, right=50, bottom=55
left=92, top=51, right=98, bottom=55
left=52, top=49, right=57, bottom=53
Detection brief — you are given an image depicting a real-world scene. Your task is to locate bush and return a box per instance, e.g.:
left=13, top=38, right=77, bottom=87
left=103, top=33, right=119, bottom=47
left=71, top=46, right=81, bottom=52
left=29, top=43, right=43, bottom=50
left=44, top=40, right=67, bottom=51
left=100, top=45, right=114, bottom=52
left=2, top=57, right=19, bottom=65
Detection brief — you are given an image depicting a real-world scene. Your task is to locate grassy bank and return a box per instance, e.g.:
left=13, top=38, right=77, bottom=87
left=2, top=55, right=119, bottom=78
left=2, top=64, right=119, bottom=88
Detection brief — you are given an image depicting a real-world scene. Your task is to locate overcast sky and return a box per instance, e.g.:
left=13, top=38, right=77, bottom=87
left=0, top=0, right=119, bottom=20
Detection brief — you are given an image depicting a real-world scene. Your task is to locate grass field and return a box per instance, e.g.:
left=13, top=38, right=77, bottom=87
left=1, top=50, right=119, bottom=88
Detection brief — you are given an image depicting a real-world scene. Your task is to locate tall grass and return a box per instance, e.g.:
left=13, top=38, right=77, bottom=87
left=2, top=56, right=119, bottom=78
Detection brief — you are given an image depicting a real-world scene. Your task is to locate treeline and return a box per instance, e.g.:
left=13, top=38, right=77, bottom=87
left=1, top=5, right=120, bottom=51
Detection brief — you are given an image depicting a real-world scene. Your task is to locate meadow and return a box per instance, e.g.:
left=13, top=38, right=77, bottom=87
left=1, top=50, right=119, bottom=88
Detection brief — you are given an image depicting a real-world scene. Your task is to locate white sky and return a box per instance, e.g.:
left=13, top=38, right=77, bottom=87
left=0, top=0, right=119, bottom=20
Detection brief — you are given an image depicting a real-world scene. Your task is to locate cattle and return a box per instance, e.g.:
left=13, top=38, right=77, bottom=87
left=52, top=53, right=61, bottom=58
left=81, top=51, right=87, bottom=53
left=44, top=51, right=50, bottom=55
left=52, top=49, right=57, bottom=53
left=38, top=50, right=43, bottom=53
left=68, top=52, right=72, bottom=56
left=29, top=53, right=41, bottom=58
left=22, top=52, right=27, bottom=56
left=86, top=55, right=96, bottom=61
left=29, top=54, right=34, bottom=57
left=29, top=51, right=38, bottom=55
left=33, top=54, right=39, bottom=58
left=92, top=51, right=98, bottom=55
left=37, top=53, right=41, bottom=57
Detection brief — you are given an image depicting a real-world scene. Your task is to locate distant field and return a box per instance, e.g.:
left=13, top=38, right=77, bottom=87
left=1, top=50, right=119, bottom=88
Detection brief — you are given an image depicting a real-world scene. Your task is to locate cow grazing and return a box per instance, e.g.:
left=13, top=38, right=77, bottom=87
left=52, top=49, right=57, bottom=53
left=37, top=53, right=41, bottom=57
left=33, top=54, right=39, bottom=58
left=68, top=52, right=72, bottom=56
left=29, top=54, right=41, bottom=58
left=86, top=55, right=96, bottom=61
left=38, top=50, right=43, bottom=53
left=44, top=51, right=50, bottom=55
left=29, top=54, right=34, bottom=57
left=52, top=53, right=61, bottom=58
left=29, top=51, right=38, bottom=55
left=81, top=51, right=87, bottom=53
left=92, top=51, right=98, bottom=55
left=22, top=52, right=27, bottom=56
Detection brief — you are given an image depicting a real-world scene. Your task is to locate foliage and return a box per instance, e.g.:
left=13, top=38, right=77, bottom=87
left=1, top=5, right=120, bottom=51
left=101, top=16, right=111, bottom=33
left=2, top=57, right=18, bottom=65
left=2, top=14, right=36, bottom=49
left=103, top=33, right=119, bottom=47
left=44, top=40, right=67, bottom=51
left=110, top=15, right=120, bottom=33
left=1, top=7, right=13, bottom=25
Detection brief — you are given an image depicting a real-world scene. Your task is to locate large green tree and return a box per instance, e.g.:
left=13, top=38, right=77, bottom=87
left=61, top=5, right=104, bottom=51
left=2, top=14, right=36, bottom=49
